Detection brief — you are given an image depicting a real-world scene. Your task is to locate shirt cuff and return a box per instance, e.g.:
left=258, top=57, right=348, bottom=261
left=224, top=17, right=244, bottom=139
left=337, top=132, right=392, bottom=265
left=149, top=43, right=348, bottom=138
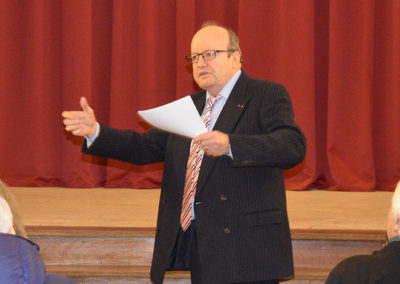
left=226, top=146, right=233, bottom=159
left=85, top=122, right=100, bottom=148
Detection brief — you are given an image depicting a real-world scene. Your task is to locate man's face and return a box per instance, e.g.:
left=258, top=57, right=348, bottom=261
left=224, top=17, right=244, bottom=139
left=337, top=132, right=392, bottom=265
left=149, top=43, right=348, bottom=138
left=190, top=26, right=240, bottom=96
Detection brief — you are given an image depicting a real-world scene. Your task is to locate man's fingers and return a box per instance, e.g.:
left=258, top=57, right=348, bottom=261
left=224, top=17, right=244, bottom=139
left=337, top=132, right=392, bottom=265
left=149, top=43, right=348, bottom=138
left=62, top=110, right=87, bottom=119
left=72, top=129, right=84, bottom=136
left=62, top=98, right=96, bottom=138
left=65, top=124, right=81, bottom=132
left=61, top=111, right=72, bottom=119
left=194, top=132, right=214, bottom=143
left=195, top=131, right=229, bottom=157
left=62, top=98, right=92, bottom=118
left=63, top=118, right=84, bottom=126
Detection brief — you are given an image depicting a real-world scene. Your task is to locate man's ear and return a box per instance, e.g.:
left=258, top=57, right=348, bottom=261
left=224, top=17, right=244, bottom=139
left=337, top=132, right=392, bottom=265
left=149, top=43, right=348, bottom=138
left=231, top=51, right=241, bottom=68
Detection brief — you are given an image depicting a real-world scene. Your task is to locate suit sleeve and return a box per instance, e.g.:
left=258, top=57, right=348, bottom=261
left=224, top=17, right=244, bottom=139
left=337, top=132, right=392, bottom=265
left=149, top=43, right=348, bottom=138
left=228, top=82, right=306, bottom=169
left=82, top=124, right=168, bottom=165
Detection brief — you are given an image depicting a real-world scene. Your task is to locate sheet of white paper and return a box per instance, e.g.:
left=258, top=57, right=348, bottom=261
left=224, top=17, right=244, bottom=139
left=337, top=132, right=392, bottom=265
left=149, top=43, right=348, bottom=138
left=138, top=96, right=206, bottom=139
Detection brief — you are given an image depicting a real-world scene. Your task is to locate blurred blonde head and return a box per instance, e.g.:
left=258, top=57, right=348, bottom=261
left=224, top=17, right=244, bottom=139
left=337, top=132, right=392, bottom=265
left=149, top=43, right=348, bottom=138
left=0, top=180, right=27, bottom=237
left=0, top=196, right=14, bottom=234
left=387, top=181, right=400, bottom=240
left=390, top=181, right=400, bottom=219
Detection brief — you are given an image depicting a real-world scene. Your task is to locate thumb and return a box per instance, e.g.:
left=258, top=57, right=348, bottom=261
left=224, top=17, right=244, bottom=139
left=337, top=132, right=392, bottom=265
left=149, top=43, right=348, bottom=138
left=80, top=97, right=90, bottom=112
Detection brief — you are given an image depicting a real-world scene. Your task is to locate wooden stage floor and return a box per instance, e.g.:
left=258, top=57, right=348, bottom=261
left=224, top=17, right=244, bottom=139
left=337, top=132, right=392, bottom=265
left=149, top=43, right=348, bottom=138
left=10, top=187, right=391, bottom=235
left=7, top=187, right=393, bottom=283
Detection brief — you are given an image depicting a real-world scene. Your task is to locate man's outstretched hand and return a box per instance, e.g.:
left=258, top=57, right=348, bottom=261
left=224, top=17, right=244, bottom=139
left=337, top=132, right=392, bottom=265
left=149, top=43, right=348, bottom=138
left=62, top=97, right=97, bottom=138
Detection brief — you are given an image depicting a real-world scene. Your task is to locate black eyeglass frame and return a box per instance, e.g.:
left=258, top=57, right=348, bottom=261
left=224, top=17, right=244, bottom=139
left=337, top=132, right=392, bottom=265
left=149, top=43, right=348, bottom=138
left=185, top=49, right=237, bottom=63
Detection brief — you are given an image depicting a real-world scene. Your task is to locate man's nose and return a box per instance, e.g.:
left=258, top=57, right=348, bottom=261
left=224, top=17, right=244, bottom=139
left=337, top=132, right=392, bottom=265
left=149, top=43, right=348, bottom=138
left=196, top=55, right=208, bottom=66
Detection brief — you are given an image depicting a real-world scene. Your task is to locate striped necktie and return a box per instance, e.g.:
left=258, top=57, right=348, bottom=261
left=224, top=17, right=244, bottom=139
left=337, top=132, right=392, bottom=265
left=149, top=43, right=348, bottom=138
left=180, top=95, right=220, bottom=231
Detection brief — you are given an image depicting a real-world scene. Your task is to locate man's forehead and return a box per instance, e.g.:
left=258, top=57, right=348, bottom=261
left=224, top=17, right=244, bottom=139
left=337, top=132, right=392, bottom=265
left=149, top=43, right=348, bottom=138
left=191, top=26, right=229, bottom=51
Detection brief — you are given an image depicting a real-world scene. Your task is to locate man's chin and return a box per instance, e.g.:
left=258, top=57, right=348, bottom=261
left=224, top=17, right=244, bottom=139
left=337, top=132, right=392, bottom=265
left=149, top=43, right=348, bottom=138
left=196, top=78, right=213, bottom=89
left=197, top=83, right=211, bottom=91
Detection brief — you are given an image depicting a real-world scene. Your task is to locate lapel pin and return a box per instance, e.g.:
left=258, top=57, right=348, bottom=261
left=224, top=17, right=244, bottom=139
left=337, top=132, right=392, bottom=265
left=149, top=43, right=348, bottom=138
left=237, top=104, right=244, bottom=108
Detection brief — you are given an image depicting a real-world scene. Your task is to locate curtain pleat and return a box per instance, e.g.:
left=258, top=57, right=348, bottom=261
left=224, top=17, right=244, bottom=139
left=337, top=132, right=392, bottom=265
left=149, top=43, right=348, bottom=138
left=0, top=0, right=398, bottom=191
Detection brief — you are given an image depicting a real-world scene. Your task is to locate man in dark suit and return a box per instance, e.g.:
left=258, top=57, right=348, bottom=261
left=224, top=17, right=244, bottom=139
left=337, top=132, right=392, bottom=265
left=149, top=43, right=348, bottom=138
left=326, top=181, right=400, bottom=284
left=62, top=22, right=306, bottom=284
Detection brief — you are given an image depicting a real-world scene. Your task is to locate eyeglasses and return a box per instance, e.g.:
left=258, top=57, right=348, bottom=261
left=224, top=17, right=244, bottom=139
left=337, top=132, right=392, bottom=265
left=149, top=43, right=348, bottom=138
left=185, top=49, right=236, bottom=64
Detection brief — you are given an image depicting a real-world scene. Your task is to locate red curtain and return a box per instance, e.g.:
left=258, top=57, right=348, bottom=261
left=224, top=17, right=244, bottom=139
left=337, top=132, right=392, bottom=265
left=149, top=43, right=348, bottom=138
left=0, top=0, right=398, bottom=191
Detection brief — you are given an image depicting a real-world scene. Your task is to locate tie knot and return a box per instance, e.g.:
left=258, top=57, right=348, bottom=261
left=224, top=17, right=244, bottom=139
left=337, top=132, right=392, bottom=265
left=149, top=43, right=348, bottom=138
left=208, top=94, right=221, bottom=106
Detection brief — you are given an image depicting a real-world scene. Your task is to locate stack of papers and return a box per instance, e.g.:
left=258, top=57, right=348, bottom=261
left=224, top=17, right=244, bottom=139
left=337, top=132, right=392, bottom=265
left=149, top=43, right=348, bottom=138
left=138, top=96, right=206, bottom=139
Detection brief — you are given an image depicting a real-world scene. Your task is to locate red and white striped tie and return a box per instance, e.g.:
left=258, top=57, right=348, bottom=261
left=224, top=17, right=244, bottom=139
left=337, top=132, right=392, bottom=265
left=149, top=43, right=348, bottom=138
left=180, top=95, right=220, bottom=231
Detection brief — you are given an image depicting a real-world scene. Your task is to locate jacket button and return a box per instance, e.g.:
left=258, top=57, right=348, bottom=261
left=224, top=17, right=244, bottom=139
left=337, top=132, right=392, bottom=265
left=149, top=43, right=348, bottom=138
left=220, top=194, right=227, bottom=201
left=224, top=228, right=231, bottom=234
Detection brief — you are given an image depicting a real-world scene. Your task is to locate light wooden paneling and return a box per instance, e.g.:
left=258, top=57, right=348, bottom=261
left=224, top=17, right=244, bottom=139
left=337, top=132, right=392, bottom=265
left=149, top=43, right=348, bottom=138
left=8, top=187, right=392, bottom=283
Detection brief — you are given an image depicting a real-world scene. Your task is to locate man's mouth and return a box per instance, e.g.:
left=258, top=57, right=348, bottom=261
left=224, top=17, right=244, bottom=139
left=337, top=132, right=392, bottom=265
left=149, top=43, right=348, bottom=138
left=199, top=72, right=208, bottom=77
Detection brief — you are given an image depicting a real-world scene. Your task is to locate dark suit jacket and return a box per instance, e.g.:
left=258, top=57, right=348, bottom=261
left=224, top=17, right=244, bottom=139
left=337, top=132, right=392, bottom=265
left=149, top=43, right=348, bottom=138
left=325, top=241, right=400, bottom=284
left=82, top=71, right=306, bottom=283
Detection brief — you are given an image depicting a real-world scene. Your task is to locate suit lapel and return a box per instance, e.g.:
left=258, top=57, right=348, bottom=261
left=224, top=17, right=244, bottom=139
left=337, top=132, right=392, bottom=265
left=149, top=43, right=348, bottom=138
left=196, top=72, right=250, bottom=194
left=192, top=93, right=207, bottom=116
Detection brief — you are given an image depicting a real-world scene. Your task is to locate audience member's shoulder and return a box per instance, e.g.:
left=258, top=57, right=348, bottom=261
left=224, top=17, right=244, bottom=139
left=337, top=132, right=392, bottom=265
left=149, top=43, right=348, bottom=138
left=46, top=273, right=76, bottom=284
left=325, top=249, right=400, bottom=284
left=0, top=233, right=47, bottom=284
left=379, top=269, right=400, bottom=284
left=0, top=232, right=39, bottom=250
left=333, top=254, right=372, bottom=273
left=326, top=255, right=371, bottom=284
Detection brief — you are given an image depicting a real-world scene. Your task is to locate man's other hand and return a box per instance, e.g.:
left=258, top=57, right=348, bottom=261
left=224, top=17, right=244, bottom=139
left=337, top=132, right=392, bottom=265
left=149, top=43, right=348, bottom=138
left=194, top=130, right=230, bottom=157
